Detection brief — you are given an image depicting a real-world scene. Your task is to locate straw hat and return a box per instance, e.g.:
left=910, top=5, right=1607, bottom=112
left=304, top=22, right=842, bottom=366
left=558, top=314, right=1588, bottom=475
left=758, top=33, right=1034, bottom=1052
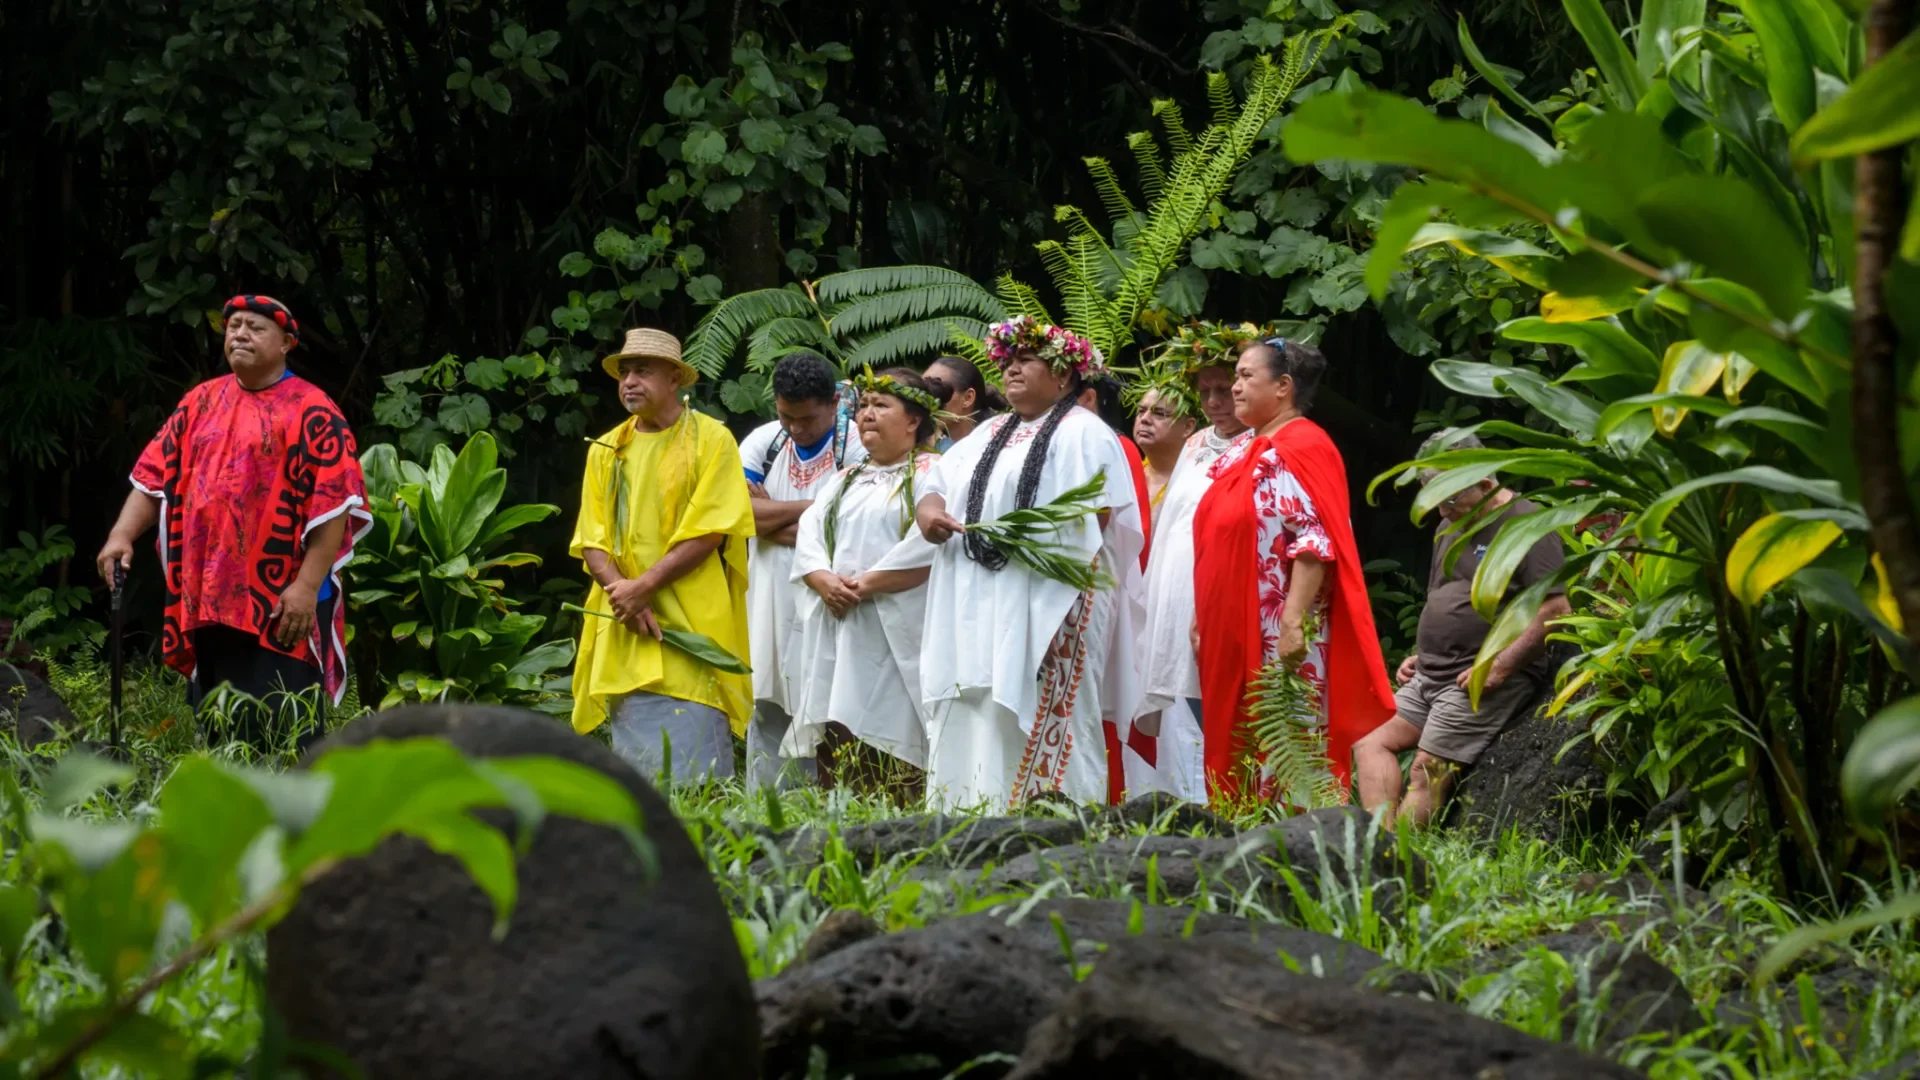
left=601, top=328, right=698, bottom=387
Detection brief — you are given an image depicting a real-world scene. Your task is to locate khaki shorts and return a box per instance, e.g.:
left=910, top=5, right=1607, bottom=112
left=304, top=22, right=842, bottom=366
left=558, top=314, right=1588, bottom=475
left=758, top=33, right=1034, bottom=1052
left=1394, top=669, right=1541, bottom=766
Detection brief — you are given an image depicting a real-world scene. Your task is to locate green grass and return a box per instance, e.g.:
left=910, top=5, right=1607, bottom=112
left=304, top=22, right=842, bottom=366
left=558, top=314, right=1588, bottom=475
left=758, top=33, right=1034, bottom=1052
left=8, top=659, right=1920, bottom=1078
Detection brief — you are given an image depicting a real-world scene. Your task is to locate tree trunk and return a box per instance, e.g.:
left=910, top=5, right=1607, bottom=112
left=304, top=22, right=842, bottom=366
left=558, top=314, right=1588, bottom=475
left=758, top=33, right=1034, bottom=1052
left=1853, top=0, right=1920, bottom=653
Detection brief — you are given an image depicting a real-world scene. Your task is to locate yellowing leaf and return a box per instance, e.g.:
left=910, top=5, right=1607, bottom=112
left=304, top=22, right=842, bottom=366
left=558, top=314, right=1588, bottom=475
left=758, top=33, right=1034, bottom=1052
left=1541, top=290, right=1636, bottom=322
left=1654, top=341, right=1727, bottom=433
left=1874, top=553, right=1903, bottom=631
left=1727, top=513, right=1843, bottom=607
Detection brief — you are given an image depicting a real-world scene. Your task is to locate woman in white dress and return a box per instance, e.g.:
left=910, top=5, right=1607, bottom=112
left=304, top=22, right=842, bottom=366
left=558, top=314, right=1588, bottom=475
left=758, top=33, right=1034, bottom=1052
left=782, top=368, right=942, bottom=798
left=914, top=318, right=1144, bottom=811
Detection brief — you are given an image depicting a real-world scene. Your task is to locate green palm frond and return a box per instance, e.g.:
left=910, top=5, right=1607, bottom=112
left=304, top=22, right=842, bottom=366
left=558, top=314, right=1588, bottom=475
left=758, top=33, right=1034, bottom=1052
left=1083, top=157, right=1138, bottom=230
left=846, top=318, right=993, bottom=369
left=683, top=287, right=821, bottom=377
left=829, top=282, right=1006, bottom=338
left=813, top=265, right=983, bottom=306
left=747, top=316, right=836, bottom=373
left=995, top=273, right=1056, bottom=324
left=1153, top=99, right=1194, bottom=156
left=944, top=326, right=1002, bottom=388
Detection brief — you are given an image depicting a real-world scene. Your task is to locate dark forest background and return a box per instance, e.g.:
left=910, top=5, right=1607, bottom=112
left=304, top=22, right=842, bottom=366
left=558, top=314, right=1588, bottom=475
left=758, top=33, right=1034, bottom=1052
left=1, top=0, right=1597, bottom=647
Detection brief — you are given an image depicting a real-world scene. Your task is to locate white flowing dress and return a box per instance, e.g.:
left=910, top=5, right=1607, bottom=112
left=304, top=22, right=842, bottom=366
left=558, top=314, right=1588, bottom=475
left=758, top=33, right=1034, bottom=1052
left=1128, top=426, right=1247, bottom=802
left=739, top=419, right=865, bottom=711
left=780, top=453, right=939, bottom=767
left=916, top=408, right=1145, bottom=810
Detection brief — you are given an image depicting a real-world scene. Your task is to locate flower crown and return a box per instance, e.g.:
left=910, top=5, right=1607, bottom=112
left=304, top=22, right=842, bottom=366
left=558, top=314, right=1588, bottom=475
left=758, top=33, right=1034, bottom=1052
left=851, top=367, right=943, bottom=414
left=984, top=315, right=1106, bottom=378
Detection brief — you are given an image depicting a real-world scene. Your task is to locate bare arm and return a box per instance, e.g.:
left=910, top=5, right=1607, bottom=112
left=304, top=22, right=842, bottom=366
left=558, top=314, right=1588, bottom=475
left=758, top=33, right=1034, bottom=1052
left=96, top=489, right=160, bottom=581
left=748, top=480, right=811, bottom=543
left=853, top=567, right=931, bottom=596
left=1275, top=552, right=1328, bottom=664
left=915, top=493, right=966, bottom=544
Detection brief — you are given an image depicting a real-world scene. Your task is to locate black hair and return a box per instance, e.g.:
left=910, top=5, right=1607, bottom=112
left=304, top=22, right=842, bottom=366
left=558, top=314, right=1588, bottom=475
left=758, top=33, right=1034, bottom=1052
left=962, top=368, right=1083, bottom=570
left=927, top=356, right=1006, bottom=424
left=874, top=366, right=939, bottom=445
left=772, top=350, right=838, bottom=403
left=1242, top=339, right=1328, bottom=412
left=1080, top=373, right=1128, bottom=434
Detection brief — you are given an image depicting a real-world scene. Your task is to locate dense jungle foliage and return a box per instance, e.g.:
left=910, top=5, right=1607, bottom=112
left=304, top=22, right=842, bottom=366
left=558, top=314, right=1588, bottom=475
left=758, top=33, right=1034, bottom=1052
left=4, top=0, right=1920, bottom=1073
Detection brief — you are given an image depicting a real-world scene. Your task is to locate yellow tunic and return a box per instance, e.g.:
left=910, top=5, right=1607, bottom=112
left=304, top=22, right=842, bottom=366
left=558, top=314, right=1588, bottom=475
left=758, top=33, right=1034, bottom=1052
left=569, top=408, right=755, bottom=736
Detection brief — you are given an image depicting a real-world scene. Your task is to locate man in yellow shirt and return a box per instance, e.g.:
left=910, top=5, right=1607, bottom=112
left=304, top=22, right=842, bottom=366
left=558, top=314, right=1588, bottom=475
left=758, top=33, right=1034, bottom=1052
left=570, top=328, right=756, bottom=779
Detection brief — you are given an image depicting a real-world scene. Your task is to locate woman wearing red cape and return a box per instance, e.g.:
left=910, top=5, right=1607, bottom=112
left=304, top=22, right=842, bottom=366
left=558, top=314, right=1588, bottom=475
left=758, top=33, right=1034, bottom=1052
left=1191, top=338, right=1394, bottom=804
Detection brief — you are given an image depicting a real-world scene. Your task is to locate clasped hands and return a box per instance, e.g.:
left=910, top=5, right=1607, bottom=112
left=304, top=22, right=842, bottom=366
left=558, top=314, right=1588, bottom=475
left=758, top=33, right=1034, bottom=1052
left=604, top=575, right=664, bottom=640
left=804, top=571, right=880, bottom=619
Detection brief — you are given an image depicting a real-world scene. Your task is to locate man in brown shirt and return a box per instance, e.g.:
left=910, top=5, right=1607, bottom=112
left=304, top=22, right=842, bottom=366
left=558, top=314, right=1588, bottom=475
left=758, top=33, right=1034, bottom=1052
left=1351, top=433, right=1571, bottom=826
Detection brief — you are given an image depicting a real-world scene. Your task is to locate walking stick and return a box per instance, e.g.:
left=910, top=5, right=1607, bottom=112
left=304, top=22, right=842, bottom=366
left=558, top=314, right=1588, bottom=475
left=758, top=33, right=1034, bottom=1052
left=109, top=564, right=125, bottom=754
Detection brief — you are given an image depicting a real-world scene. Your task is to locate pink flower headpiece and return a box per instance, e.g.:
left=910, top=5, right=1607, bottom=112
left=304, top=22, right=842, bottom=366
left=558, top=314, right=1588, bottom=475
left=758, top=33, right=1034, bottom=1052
left=984, top=315, right=1106, bottom=378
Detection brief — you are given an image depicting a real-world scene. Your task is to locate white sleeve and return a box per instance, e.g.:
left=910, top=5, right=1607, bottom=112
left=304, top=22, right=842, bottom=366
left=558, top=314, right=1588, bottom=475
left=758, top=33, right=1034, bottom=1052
left=738, top=421, right=779, bottom=481
left=790, top=482, right=834, bottom=581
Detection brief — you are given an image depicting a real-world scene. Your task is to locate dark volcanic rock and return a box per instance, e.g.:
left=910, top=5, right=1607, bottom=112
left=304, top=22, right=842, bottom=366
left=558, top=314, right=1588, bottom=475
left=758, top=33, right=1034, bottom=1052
left=1447, top=704, right=1611, bottom=842
left=1103, top=792, right=1230, bottom=835
left=1558, top=941, right=1700, bottom=1048
left=800, top=909, right=882, bottom=965
left=756, top=897, right=1384, bottom=1080
left=1005, top=934, right=1643, bottom=1079
left=993, top=806, right=1423, bottom=919
left=266, top=705, right=756, bottom=1080
left=774, top=813, right=1088, bottom=870
left=0, top=662, right=68, bottom=747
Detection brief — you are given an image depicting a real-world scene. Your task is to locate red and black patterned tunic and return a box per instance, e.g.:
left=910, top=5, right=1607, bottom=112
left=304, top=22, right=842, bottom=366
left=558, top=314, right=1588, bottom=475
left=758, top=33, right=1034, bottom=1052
left=131, top=374, right=371, bottom=702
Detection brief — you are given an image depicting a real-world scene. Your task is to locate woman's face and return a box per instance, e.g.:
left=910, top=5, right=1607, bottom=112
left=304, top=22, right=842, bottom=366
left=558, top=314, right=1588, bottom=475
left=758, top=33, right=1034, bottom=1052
left=1232, top=349, right=1292, bottom=429
left=1001, top=352, right=1071, bottom=418
left=856, top=391, right=919, bottom=463
left=926, top=360, right=976, bottom=417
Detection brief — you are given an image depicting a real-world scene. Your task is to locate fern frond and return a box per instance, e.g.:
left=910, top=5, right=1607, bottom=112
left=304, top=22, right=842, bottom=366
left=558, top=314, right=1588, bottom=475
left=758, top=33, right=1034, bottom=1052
left=846, top=318, right=992, bottom=369
left=1206, top=71, right=1235, bottom=129
left=943, top=325, right=1003, bottom=388
left=813, top=265, right=984, bottom=306
left=682, top=287, right=821, bottom=378
left=1035, top=239, right=1107, bottom=346
left=1241, top=617, right=1343, bottom=809
left=1152, top=98, right=1194, bottom=156
left=994, top=273, right=1056, bottom=324
left=828, top=283, right=1007, bottom=338
left=1127, top=132, right=1167, bottom=204
left=1082, top=157, right=1137, bottom=230
left=746, top=317, right=833, bottom=373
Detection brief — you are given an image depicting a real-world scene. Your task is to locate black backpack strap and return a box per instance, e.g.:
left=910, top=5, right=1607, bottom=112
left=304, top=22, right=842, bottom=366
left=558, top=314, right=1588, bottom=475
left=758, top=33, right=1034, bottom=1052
left=761, top=428, right=789, bottom=476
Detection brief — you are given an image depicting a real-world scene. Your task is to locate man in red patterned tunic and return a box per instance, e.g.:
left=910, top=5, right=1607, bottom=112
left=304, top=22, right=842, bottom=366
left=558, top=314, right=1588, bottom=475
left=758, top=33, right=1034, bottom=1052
left=96, top=295, right=370, bottom=750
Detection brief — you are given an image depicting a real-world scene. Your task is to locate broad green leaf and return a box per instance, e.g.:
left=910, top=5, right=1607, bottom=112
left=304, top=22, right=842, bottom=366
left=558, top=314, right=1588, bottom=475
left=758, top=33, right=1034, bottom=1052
left=1737, top=0, right=1818, bottom=131
left=160, top=758, right=273, bottom=926
left=37, top=1008, right=193, bottom=1080
left=1282, top=91, right=1564, bottom=223
left=1470, top=498, right=1603, bottom=619
left=1406, top=224, right=1556, bottom=291
left=0, top=884, right=38, bottom=969
left=1671, top=279, right=1828, bottom=403
left=1492, top=368, right=1604, bottom=440
left=1595, top=391, right=1733, bottom=439
left=1653, top=342, right=1729, bottom=432
left=1498, top=316, right=1660, bottom=378
left=1789, top=31, right=1920, bottom=164
left=444, top=433, right=507, bottom=556
left=1638, top=0, right=1708, bottom=79
left=1367, top=182, right=1448, bottom=300
left=661, top=627, right=752, bottom=674
left=1483, top=99, right=1559, bottom=165
left=51, top=831, right=169, bottom=984
left=474, top=503, right=560, bottom=550
left=1467, top=575, right=1560, bottom=707
left=287, top=739, right=483, bottom=871
left=43, top=752, right=134, bottom=813
left=1458, top=15, right=1552, bottom=123
left=1841, top=695, right=1920, bottom=830
left=1540, top=292, right=1637, bottom=321
left=30, top=815, right=138, bottom=872
left=1562, top=0, right=1649, bottom=106
left=229, top=766, right=334, bottom=833
left=1726, top=512, right=1844, bottom=606
left=1638, top=465, right=1855, bottom=539
left=1637, top=175, right=1810, bottom=318
left=505, top=639, right=574, bottom=678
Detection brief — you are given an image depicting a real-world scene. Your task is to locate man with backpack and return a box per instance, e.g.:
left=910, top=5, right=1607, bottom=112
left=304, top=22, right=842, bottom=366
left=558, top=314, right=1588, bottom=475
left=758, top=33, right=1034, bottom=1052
left=738, top=351, right=866, bottom=789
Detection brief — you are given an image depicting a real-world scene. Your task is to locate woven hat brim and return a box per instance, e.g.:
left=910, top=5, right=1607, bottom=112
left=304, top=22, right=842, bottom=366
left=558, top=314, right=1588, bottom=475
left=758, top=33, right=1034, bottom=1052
left=602, top=351, right=699, bottom=388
